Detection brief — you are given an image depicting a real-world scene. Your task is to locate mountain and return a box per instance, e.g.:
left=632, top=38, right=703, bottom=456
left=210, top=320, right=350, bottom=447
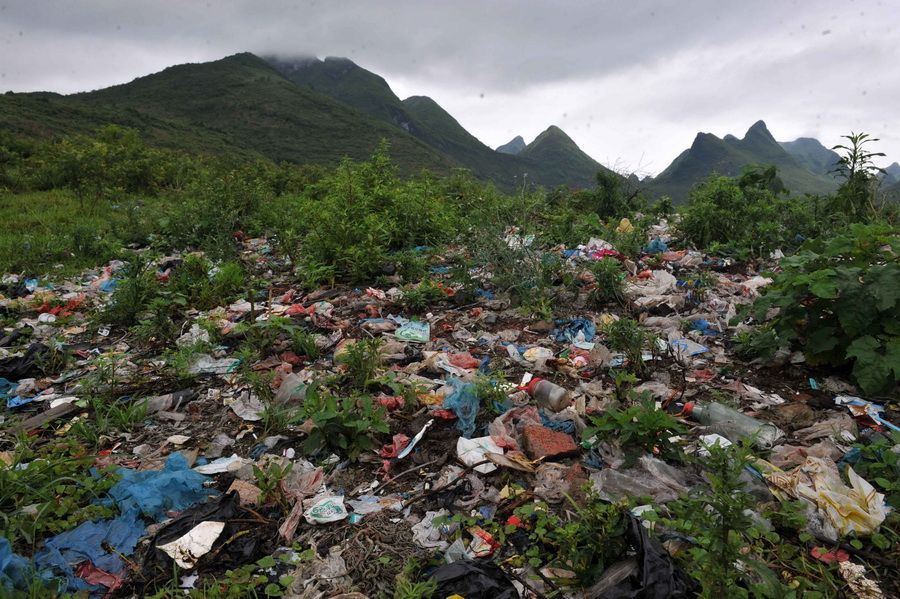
left=649, top=121, right=839, bottom=202
left=496, top=136, right=526, bottom=155
left=0, top=53, right=455, bottom=176
left=265, top=55, right=609, bottom=189
left=780, top=137, right=841, bottom=176
left=266, top=56, right=422, bottom=136
left=881, top=162, right=900, bottom=186
left=519, top=126, right=607, bottom=189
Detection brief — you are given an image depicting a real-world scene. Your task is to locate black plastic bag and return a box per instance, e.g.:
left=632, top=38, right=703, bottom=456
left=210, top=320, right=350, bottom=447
left=586, top=515, right=696, bottom=598
left=430, top=561, right=519, bottom=599
left=0, top=342, right=49, bottom=379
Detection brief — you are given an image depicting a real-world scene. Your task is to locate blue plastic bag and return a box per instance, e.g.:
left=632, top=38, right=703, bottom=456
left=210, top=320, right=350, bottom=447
left=108, top=452, right=214, bottom=521
left=443, top=378, right=480, bottom=438
left=551, top=318, right=596, bottom=344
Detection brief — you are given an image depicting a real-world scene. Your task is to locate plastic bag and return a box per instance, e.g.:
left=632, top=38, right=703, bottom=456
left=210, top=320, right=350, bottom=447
left=109, top=452, right=214, bottom=520
left=395, top=320, right=430, bottom=343
left=429, top=560, right=518, bottom=599
left=585, top=515, right=695, bottom=598
left=457, top=436, right=502, bottom=474
left=443, top=378, right=480, bottom=438
left=304, top=496, right=348, bottom=524
left=590, top=455, right=690, bottom=504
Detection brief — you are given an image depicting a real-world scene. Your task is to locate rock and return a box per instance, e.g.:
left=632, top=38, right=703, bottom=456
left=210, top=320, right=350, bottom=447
left=522, top=425, right=578, bottom=460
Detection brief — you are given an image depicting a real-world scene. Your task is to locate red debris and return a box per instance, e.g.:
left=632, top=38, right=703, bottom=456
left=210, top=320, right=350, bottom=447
left=521, top=425, right=578, bottom=460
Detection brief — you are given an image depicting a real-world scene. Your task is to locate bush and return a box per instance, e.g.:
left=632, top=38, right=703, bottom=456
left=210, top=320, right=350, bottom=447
left=680, top=166, right=807, bottom=258
left=749, top=223, right=899, bottom=394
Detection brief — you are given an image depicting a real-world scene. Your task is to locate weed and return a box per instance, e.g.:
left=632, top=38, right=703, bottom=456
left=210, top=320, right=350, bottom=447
left=513, top=495, right=631, bottom=586
left=749, top=223, right=900, bottom=394
left=70, top=396, right=148, bottom=447
left=297, top=383, right=389, bottom=461
left=102, top=256, right=158, bottom=326
left=603, top=318, right=648, bottom=375
left=0, top=440, right=119, bottom=550
left=391, top=559, right=437, bottom=599
left=252, top=460, right=294, bottom=509
left=587, top=257, right=625, bottom=307
left=584, top=394, right=685, bottom=464
left=289, top=328, right=320, bottom=361
left=401, top=278, right=445, bottom=313
left=732, top=327, right=781, bottom=362
left=341, top=337, right=383, bottom=391
left=661, top=441, right=787, bottom=597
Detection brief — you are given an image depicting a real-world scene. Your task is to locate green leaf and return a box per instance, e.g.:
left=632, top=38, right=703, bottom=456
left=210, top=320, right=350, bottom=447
left=806, top=269, right=839, bottom=298
left=256, top=555, right=276, bottom=568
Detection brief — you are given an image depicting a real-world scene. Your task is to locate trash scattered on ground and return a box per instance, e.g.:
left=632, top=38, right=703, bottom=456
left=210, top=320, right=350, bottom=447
left=1, top=213, right=896, bottom=598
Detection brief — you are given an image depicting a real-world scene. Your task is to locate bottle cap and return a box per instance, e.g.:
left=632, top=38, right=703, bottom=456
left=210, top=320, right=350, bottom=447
left=682, top=402, right=695, bottom=416
left=524, top=377, right=543, bottom=395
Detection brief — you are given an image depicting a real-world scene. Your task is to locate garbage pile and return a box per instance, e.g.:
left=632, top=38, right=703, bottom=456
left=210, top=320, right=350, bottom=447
left=0, top=221, right=896, bottom=598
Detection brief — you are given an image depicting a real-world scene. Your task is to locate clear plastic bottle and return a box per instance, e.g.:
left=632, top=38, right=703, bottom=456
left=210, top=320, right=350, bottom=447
left=525, top=377, right=571, bottom=412
left=684, top=402, right=784, bottom=448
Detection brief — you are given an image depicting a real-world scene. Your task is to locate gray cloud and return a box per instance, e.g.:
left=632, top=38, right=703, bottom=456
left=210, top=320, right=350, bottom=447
left=1, top=0, right=897, bottom=174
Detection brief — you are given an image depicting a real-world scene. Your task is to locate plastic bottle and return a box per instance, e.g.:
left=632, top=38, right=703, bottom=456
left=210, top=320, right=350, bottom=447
left=683, top=402, right=784, bottom=449
left=525, top=377, right=571, bottom=412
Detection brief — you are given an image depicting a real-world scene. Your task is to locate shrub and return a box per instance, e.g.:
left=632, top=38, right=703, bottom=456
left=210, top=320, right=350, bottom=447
left=588, top=258, right=625, bottom=306
left=297, top=383, right=389, bottom=461
left=679, top=166, right=807, bottom=258
left=749, top=223, right=899, bottom=394
left=583, top=395, right=685, bottom=463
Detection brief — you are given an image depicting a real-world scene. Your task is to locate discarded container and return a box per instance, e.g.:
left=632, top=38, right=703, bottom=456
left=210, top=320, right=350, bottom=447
left=684, top=402, right=784, bottom=449
left=525, top=377, right=571, bottom=412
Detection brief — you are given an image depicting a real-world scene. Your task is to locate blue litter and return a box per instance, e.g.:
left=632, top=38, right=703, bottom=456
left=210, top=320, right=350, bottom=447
left=442, top=378, right=480, bottom=438
left=562, top=249, right=578, bottom=258
left=643, top=238, right=668, bottom=254
left=107, top=452, right=214, bottom=521
left=430, top=266, right=450, bottom=274
left=583, top=448, right=605, bottom=470
left=540, top=410, right=576, bottom=434
left=6, top=396, right=36, bottom=409
left=551, top=318, right=596, bottom=344
left=34, top=508, right=144, bottom=593
left=474, top=288, right=495, bottom=300
left=98, top=279, right=118, bottom=293
left=478, top=355, right=491, bottom=373
left=690, top=319, right=718, bottom=336
left=808, top=378, right=819, bottom=390
left=24, top=278, right=39, bottom=292
left=0, top=538, right=38, bottom=592
left=0, top=378, right=16, bottom=397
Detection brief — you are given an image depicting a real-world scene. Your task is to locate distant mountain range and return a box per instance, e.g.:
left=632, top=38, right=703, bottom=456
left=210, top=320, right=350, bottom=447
left=0, top=52, right=893, bottom=201
left=645, top=121, right=840, bottom=200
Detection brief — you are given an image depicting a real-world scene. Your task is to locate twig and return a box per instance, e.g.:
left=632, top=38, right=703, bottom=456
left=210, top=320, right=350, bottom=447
left=499, top=564, right=552, bottom=599
left=402, top=459, right=492, bottom=508
left=373, top=458, right=440, bottom=494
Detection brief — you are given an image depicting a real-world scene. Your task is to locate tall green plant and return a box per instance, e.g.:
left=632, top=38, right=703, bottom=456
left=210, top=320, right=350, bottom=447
left=749, top=223, right=899, bottom=394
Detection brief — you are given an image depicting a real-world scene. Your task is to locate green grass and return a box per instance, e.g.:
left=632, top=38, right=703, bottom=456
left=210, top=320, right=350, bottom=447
left=0, top=190, right=116, bottom=274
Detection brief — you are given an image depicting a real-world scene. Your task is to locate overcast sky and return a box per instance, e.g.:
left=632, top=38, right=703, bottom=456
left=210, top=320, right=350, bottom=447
left=2, top=0, right=897, bottom=175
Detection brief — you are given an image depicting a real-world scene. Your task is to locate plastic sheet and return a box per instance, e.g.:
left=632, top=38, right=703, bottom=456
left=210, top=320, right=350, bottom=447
left=443, top=377, right=480, bottom=438
left=584, top=515, right=695, bottom=598
left=763, top=456, right=887, bottom=539
left=429, top=560, right=518, bottom=599
left=456, top=436, right=503, bottom=474
left=0, top=538, right=35, bottom=592
left=0, top=343, right=50, bottom=379
left=145, top=491, right=263, bottom=576
left=551, top=318, right=596, bottom=344
left=109, top=452, right=214, bottom=520
left=34, top=508, right=144, bottom=593
left=590, top=455, right=690, bottom=504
